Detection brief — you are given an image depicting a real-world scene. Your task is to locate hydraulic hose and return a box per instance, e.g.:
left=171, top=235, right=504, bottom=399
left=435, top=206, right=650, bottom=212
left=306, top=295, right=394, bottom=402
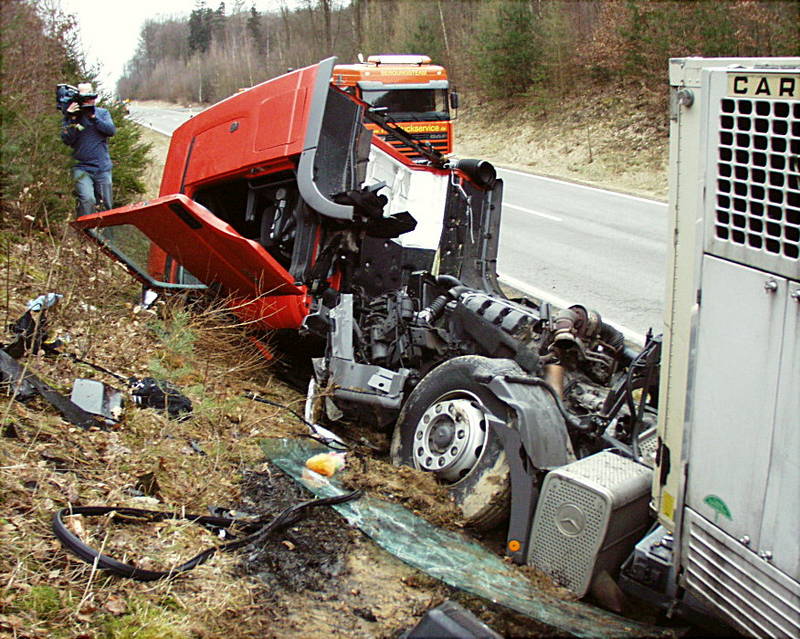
left=417, top=276, right=473, bottom=325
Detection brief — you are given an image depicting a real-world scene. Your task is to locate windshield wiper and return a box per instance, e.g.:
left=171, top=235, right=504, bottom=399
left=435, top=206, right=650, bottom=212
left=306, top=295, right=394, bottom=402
left=363, top=107, right=446, bottom=167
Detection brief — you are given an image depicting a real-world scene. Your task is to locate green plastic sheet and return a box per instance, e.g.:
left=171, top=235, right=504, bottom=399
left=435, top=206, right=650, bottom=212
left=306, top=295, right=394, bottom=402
left=260, top=438, right=671, bottom=639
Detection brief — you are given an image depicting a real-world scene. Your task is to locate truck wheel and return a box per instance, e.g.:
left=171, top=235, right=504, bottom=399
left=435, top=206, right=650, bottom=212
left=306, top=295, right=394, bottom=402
left=390, top=356, right=519, bottom=529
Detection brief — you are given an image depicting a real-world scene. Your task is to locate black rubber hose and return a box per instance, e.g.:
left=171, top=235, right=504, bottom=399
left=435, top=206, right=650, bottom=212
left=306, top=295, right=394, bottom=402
left=421, top=294, right=450, bottom=322
left=434, top=274, right=462, bottom=289
left=417, top=276, right=474, bottom=325
left=599, top=321, right=626, bottom=353
left=52, top=491, right=362, bottom=581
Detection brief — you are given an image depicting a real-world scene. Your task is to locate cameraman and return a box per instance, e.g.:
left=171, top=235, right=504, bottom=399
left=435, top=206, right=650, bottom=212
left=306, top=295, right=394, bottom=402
left=60, top=82, right=116, bottom=217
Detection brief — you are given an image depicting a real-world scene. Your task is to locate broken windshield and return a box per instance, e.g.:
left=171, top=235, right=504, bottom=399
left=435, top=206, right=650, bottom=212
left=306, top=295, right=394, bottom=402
left=91, top=226, right=206, bottom=290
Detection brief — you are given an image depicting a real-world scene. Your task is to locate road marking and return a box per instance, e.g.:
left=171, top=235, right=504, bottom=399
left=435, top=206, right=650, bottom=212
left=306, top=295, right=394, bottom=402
left=503, top=203, right=562, bottom=222
left=126, top=114, right=174, bottom=137
left=497, top=167, right=665, bottom=206
left=498, top=273, right=646, bottom=346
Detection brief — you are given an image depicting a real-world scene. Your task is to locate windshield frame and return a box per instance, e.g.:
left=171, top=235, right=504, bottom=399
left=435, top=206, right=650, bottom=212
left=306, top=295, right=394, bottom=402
left=359, top=87, right=450, bottom=122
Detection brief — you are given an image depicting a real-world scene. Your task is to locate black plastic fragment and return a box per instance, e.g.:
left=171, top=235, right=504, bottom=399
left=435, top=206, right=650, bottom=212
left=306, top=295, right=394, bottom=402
left=401, top=600, right=503, bottom=639
left=0, top=349, right=105, bottom=429
left=129, top=376, right=193, bottom=419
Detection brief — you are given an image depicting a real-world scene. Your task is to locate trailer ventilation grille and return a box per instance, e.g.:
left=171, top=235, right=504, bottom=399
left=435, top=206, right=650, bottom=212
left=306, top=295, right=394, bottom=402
left=684, top=509, right=800, bottom=639
left=712, top=98, right=799, bottom=274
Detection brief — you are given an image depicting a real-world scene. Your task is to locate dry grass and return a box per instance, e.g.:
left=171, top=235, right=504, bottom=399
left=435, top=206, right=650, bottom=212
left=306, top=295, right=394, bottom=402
left=455, top=84, right=669, bottom=201
left=0, top=186, right=311, bottom=638
left=137, top=128, right=171, bottom=199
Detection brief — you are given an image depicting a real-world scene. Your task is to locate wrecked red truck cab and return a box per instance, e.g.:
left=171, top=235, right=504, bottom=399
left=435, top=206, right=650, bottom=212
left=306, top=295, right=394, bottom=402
left=74, top=58, right=658, bottom=572
left=76, top=58, right=501, bottom=330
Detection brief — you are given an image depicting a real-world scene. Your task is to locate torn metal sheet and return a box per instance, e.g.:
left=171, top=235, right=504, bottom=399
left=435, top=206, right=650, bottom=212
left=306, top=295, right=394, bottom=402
left=0, top=350, right=102, bottom=429
left=71, top=379, right=124, bottom=422
left=260, top=438, right=673, bottom=639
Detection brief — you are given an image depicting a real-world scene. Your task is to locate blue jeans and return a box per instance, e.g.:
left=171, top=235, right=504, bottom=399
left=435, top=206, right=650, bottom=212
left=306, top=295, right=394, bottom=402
left=73, top=168, right=113, bottom=217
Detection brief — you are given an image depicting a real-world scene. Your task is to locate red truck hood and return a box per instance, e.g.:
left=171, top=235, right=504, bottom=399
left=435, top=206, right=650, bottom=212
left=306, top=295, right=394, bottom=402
left=73, top=194, right=303, bottom=297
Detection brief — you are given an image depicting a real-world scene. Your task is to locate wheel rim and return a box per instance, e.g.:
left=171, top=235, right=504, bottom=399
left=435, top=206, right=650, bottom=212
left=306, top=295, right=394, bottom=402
left=411, top=391, right=489, bottom=483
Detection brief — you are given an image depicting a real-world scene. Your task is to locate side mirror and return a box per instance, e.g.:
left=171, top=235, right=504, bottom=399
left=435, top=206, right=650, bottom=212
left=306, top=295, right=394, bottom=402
left=449, top=91, right=460, bottom=110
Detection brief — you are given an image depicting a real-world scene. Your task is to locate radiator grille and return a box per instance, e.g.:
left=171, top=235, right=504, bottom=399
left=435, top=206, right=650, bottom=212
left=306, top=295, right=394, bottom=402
left=711, top=97, right=799, bottom=275
left=684, top=509, right=800, bottom=638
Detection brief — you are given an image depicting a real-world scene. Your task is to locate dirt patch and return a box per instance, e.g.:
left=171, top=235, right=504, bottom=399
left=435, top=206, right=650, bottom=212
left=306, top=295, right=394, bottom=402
left=341, top=454, right=465, bottom=530
left=235, top=467, right=354, bottom=593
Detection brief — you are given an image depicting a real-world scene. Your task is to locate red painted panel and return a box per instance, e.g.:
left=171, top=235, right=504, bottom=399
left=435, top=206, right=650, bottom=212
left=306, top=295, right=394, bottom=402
left=72, top=194, right=305, bottom=299
left=160, top=63, right=318, bottom=195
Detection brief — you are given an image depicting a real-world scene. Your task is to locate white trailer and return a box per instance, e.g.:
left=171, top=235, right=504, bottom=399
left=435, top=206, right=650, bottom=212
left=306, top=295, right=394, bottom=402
left=528, top=57, right=799, bottom=637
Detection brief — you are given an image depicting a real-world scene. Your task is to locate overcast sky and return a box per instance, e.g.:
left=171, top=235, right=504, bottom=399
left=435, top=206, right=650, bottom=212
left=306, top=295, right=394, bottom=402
left=59, top=0, right=295, bottom=92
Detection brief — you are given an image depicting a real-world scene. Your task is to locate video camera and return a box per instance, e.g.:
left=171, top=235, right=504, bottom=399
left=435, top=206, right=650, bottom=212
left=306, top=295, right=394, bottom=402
left=55, top=84, right=97, bottom=115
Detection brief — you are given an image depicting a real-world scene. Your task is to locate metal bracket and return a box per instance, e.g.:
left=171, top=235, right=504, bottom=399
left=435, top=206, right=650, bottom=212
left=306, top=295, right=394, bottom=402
left=486, top=414, right=539, bottom=564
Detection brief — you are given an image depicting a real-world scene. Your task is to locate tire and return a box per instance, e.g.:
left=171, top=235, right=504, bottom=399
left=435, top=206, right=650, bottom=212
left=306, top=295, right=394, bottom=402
left=390, top=355, right=522, bottom=529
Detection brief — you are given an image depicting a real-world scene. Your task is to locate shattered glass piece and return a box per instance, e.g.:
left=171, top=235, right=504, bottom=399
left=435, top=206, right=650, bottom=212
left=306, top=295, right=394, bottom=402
left=260, top=438, right=671, bottom=639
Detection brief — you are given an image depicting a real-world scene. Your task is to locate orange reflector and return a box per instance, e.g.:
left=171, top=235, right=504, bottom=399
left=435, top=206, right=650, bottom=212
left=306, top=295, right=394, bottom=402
left=508, top=539, right=521, bottom=552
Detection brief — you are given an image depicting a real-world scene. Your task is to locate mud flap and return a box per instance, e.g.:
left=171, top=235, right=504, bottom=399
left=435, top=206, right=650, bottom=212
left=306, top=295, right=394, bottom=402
left=478, top=374, right=575, bottom=563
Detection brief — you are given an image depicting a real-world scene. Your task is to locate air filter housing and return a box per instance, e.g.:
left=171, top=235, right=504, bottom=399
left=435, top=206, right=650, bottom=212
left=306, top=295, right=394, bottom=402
left=527, top=451, right=652, bottom=597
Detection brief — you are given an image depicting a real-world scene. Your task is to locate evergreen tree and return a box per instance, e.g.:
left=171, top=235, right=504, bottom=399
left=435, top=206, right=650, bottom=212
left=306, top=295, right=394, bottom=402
left=475, top=1, right=540, bottom=98
left=188, top=4, right=212, bottom=54
left=1, top=0, right=150, bottom=224
left=401, top=7, right=444, bottom=63
left=247, top=6, right=265, bottom=55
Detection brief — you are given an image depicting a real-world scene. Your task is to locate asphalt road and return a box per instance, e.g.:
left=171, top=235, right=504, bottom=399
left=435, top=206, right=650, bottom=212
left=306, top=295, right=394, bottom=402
left=127, top=103, right=203, bottom=137
left=127, top=104, right=667, bottom=342
left=497, top=169, right=667, bottom=343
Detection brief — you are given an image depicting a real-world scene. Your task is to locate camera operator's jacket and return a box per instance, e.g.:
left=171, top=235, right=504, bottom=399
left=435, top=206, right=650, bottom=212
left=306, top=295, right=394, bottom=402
left=61, top=107, right=116, bottom=173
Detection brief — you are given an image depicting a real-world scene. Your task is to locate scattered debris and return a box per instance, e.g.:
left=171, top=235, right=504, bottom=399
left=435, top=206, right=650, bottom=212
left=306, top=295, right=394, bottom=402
left=2, top=293, right=62, bottom=358
left=188, top=439, right=207, bottom=456
left=70, top=378, right=124, bottom=423
left=129, top=376, right=193, bottom=420
left=0, top=349, right=105, bottom=429
left=305, top=451, right=346, bottom=477
left=246, top=392, right=348, bottom=450
left=135, top=471, right=162, bottom=498
left=2, top=296, right=195, bottom=426
left=140, top=288, right=159, bottom=310
left=52, top=491, right=361, bottom=581
left=401, top=600, right=503, bottom=639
